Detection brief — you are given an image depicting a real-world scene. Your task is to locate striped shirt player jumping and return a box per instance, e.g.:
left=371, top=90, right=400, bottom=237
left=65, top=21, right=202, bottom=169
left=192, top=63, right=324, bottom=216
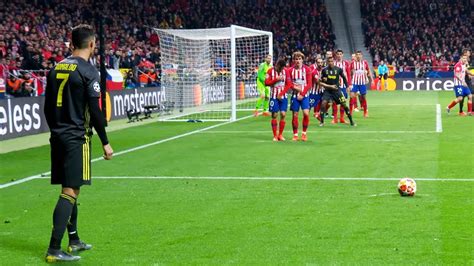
left=447, top=54, right=472, bottom=116
left=334, top=49, right=352, bottom=123
left=350, top=51, right=373, bottom=117
left=279, top=51, right=313, bottom=141
left=265, top=57, right=289, bottom=141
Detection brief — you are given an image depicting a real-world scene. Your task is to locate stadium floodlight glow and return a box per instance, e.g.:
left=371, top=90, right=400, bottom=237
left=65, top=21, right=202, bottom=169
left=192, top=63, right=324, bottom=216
left=153, top=25, right=273, bottom=121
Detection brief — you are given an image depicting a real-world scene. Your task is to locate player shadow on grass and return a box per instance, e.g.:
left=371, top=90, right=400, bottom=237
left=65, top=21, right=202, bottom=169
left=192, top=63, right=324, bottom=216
left=0, top=235, right=49, bottom=261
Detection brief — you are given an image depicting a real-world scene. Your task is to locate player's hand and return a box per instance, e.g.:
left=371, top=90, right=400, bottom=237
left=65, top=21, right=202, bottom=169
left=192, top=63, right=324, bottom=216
left=277, top=75, right=284, bottom=81
left=331, top=85, right=338, bottom=90
left=277, top=94, right=283, bottom=100
left=348, top=85, right=353, bottom=91
left=297, top=94, right=304, bottom=101
left=293, top=84, right=302, bottom=92
left=103, top=144, right=113, bottom=160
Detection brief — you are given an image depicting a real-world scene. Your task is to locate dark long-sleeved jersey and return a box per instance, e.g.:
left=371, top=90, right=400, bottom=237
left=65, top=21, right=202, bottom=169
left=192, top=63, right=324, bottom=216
left=321, top=66, right=348, bottom=90
left=44, top=56, right=108, bottom=145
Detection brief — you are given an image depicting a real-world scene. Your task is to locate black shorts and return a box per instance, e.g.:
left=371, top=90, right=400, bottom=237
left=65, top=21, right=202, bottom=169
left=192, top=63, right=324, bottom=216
left=50, top=136, right=91, bottom=188
left=379, top=73, right=388, bottom=80
left=322, top=90, right=347, bottom=105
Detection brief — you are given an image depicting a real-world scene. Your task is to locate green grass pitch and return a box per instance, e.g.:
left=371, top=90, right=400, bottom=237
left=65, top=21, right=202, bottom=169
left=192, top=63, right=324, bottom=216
left=0, top=91, right=473, bottom=264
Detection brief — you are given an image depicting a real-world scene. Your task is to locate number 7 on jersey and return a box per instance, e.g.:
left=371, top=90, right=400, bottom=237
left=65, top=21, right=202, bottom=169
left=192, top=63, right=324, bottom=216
left=56, top=73, right=70, bottom=107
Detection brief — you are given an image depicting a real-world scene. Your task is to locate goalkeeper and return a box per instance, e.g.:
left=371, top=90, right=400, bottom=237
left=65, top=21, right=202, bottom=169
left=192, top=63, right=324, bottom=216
left=254, top=54, right=272, bottom=116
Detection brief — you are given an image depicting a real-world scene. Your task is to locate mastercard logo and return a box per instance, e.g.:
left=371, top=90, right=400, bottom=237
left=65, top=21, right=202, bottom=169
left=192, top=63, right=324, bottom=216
left=386, top=78, right=397, bottom=91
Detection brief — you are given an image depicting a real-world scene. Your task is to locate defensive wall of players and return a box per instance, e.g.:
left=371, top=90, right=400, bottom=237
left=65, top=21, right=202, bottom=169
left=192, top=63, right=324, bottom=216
left=0, top=76, right=467, bottom=140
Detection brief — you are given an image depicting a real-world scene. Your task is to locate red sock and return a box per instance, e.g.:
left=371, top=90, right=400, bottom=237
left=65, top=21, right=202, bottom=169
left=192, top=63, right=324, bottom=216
left=340, top=105, right=345, bottom=119
left=350, top=97, right=356, bottom=114
left=292, top=116, right=298, bottom=134
left=468, top=102, right=472, bottom=112
left=447, top=100, right=457, bottom=109
left=315, top=102, right=321, bottom=113
left=362, top=97, right=367, bottom=112
left=332, top=104, right=338, bottom=118
left=302, top=114, right=309, bottom=132
left=279, top=120, right=286, bottom=136
left=271, top=119, right=277, bottom=137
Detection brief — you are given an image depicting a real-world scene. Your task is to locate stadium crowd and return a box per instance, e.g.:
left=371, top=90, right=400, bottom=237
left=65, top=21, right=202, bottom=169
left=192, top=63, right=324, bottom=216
left=2, top=0, right=471, bottom=96
left=0, top=0, right=335, bottom=96
left=361, top=0, right=473, bottom=76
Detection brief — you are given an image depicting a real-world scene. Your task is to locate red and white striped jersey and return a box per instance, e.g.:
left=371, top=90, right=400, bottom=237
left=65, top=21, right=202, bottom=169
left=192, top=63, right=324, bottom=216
left=454, top=61, right=466, bottom=86
left=310, top=68, right=322, bottom=94
left=265, top=67, right=288, bottom=99
left=287, top=65, right=312, bottom=97
left=351, top=60, right=370, bottom=85
left=335, top=59, right=351, bottom=87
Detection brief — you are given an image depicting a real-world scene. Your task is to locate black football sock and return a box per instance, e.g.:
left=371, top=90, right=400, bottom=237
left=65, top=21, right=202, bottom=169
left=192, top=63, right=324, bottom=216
left=459, top=97, right=464, bottom=113
left=319, top=111, right=325, bottom=124
left=49, top=193, right=76, bottom=250
left=344, top=105, right=354, bottom=125
left=67, top=202, right=80, bottom=242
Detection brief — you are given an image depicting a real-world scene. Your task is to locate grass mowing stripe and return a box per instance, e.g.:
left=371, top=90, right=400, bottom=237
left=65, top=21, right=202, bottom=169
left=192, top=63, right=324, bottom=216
left=0, top=115, right=253, bottom=189
left=58, top=176, right=474, bottom=182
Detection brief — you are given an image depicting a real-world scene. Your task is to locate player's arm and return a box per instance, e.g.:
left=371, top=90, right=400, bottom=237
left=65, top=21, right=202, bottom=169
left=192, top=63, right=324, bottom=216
left=300, top=67, right=312, bottom=96
left=264, top=68, right=278, bottom=86
left=339, top=68, right=349, bottom=88
left=350, top=62, right=355, bottom=82
left=257, top=63, right=266, bottom=84
left=312, top=71, right=320, bottom=89
left=366, top=61, right=374, bottom=82
left=319, top=72, right=337, bottom=90
left=345, top=62, right=352, bottom=87
left=86, top=69, right=113, bottom=159
left=319, top=81, right=337, bottom=90
left=279, top=69, right=292, bottom=97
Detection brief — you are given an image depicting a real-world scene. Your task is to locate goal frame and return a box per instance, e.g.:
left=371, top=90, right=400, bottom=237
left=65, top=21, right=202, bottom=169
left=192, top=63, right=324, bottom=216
left=154, top=25, right=273, bottom=122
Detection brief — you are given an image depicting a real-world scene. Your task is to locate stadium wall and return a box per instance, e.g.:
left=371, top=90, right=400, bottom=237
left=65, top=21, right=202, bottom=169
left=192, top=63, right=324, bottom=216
left=0, top=87, right=167, bottom=141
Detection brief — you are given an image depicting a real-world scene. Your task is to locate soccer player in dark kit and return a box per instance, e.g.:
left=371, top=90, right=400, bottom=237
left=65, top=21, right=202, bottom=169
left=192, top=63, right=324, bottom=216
left=44, top=24, right=114, bottom=262
left=319, top=56, right=356, bottom=127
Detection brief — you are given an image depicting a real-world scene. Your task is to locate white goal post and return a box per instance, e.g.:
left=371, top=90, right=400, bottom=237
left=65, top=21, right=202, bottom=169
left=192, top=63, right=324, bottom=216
left=153, top=25, right=273, bottom=121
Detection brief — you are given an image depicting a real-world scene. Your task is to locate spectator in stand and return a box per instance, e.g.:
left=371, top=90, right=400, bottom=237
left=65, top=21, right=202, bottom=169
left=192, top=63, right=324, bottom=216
left=1, top=0, right=335, bottom=93
left=19, top=72, right=35, bottom=97
left=138, top=69, right=149, bottom=88
left=0, top=40, right=7, bottom=59
left=6, top=75, right=23, bottom=97
left=124, top=70, right=137, bottom=89
left=20, top=78, right=35, bottom=97
left=361, top=0, right=472, bottom=70
left=147, top=68, right=159, bottom=87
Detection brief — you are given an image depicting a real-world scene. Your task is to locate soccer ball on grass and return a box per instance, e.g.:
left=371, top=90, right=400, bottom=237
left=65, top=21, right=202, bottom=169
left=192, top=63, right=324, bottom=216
left=398, top=178, right=416, bottom=196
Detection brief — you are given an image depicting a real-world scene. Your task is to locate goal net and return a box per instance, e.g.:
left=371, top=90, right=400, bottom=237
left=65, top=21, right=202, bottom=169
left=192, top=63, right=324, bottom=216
left=154, top=25, right=272, bottom=121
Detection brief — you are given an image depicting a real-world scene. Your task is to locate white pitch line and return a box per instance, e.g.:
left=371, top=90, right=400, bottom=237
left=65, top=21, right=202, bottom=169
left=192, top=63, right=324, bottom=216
left=436, top=104, right=443, bottom=133
left=0, top=174, right=46, bottom=189
left=86, top=176, right=474, bottom=182
left=0, top=115, right=253, bottom=190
